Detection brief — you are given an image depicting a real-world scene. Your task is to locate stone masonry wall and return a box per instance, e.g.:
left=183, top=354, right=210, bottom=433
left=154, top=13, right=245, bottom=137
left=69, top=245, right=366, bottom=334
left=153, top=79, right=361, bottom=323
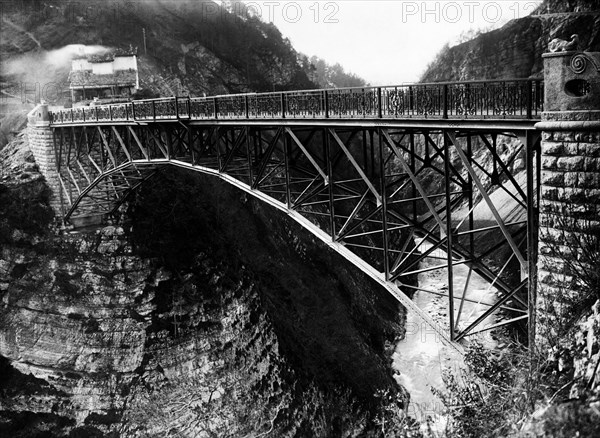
left=537, top=125, right=600, bottom=344
left=26, top=105, right=63, bottom=216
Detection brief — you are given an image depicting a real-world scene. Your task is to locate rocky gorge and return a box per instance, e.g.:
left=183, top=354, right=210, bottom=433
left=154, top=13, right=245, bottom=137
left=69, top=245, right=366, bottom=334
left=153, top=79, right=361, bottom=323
left=0, top=134, right=419, bottom=436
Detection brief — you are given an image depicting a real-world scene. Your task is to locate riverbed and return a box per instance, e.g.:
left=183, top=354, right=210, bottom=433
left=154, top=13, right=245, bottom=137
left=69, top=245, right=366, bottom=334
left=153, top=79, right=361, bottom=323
left=392, top=242, right=499, bottom=432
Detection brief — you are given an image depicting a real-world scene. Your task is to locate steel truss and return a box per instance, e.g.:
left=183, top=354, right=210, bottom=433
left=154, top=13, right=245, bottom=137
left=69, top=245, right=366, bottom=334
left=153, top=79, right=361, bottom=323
left=53, top=121, right=541, bottom=345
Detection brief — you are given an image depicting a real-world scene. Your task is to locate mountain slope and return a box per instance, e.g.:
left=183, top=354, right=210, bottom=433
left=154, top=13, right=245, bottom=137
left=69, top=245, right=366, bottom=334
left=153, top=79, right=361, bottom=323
left=421, top=0, right=600, bottom=81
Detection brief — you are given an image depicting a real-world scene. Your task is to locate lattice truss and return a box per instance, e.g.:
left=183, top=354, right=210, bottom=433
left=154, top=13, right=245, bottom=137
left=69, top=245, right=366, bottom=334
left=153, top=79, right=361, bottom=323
left=54, top=123, right=540, bottom=340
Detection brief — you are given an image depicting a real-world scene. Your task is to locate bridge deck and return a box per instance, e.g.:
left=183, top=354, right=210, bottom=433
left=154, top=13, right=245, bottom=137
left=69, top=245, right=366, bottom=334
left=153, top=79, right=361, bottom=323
left=49, top=79, right=544, bottom=128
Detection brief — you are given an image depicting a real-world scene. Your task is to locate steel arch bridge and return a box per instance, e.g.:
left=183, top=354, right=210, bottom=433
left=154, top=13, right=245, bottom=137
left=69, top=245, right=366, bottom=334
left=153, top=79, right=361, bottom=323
left=47, top=79, right=543, bottom=347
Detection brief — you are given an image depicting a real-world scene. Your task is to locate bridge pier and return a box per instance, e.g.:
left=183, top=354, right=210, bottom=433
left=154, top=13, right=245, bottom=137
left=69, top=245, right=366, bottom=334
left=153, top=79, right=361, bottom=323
left=27, top=104, right=64, bottom=217
left=536, top=50, right=600, bottom=347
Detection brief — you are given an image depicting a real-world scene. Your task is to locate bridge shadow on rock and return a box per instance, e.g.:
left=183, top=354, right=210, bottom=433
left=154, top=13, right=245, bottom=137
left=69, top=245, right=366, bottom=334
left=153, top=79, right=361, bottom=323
left=126, top=167, right=416, bottom=432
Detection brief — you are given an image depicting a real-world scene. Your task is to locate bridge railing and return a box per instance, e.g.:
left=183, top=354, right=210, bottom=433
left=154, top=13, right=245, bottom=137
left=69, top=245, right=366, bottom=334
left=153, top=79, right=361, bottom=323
left=48, top=79, right=544, bottom=124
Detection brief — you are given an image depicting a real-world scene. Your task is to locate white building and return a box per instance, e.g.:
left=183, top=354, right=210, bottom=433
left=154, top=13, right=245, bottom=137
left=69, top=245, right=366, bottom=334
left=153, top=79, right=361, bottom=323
left=69, top=47, right=140, bottom=102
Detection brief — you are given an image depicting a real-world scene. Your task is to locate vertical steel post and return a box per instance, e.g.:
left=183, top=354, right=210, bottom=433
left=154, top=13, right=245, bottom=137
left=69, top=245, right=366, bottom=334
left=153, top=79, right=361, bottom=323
left=362, top=129, right=368, bottom=178
left=444, top=131, right=456, bottom=340
left=189, top=125, right=195, bottom=166
left=215, top=127, right=222, bottom=171
left=379, top=128, right=390, bottom=279
left=245, top=126, right=253, bottom=185
left=283, top=130, right=292, bottom=208
left=410, top=132, right=417, bottom=223
left=525, top=130, right=538, bottom=350
left=370, top=130, right=375, bottom=178
left=467, top=135, right=474, bottom=258
left=325, top=128, right=336, bottom=238
left=455, top=133, right=474, bottom=332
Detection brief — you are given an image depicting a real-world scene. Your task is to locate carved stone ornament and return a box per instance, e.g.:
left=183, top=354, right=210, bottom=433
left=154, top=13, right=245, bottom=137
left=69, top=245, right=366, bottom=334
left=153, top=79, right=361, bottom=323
left=548, top=34, right=579, bottom=52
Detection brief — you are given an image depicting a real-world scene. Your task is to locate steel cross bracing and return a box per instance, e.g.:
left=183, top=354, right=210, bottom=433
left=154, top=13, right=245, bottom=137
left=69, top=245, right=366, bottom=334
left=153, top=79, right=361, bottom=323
left=51, top=119, right=541, bottom=347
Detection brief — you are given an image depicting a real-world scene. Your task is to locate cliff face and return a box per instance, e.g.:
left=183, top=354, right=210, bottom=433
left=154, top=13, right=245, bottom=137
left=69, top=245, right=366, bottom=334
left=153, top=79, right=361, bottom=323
left=421, top=0, right=600, bottom=82
left=0, top=135, right=412, bottom=436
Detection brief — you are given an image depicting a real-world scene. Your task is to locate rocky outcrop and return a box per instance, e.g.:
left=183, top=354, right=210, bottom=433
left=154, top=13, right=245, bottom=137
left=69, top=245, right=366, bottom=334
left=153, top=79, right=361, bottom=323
left=519, top=300, right=600, bottom=437
left=0, top=130, right=413, bottom=436
left=421, top=0, right=600, bottom=82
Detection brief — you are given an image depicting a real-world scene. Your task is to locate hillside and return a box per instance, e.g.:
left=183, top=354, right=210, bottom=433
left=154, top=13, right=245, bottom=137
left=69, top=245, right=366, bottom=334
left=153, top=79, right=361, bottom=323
left=0, top=0, right=315, bottom=96
left=421, top=0, right=600, bottom=81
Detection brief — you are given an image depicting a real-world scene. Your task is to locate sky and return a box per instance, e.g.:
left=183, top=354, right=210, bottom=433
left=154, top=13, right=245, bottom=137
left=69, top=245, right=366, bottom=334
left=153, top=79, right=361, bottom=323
left=243, top=0, right=544, bottom=85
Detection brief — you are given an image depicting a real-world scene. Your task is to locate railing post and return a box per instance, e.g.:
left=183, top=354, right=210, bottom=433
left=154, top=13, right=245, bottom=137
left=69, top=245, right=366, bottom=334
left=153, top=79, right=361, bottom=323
left=175, top=96, right=179, bottom=119
left=324, top=90, right=329, bottom=119
left=152, top=101, right=156, bottom=121
left=443, top=84, right=449, bottom=119
left=95, top=106, right=99, bottom=121
left=280, top=93, right=286, bottom=119
left=409, top=86, right=414, bottom=114
left=187, top=97, right=191, bottom=118
left=245, top=95, right=249, bottom=119
left=526, top=79, right=533, bottom=119
left=377, top=87, right=383, bottom=118
left=214, top=98, right=218, bottom=119
left=70, top=108, right=74, bottom=122
left=131, top=102, right=136, bottom=121
left=109, top=105, right=113, bottom=121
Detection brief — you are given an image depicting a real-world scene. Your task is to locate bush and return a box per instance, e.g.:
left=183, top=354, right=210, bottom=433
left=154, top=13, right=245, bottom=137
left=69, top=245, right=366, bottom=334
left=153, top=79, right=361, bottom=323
left=434, top=342, right=558, bottom=437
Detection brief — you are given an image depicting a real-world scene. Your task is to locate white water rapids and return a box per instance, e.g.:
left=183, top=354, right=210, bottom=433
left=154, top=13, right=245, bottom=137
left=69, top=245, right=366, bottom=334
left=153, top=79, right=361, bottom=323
left=392, top=241, right=501, bottom=433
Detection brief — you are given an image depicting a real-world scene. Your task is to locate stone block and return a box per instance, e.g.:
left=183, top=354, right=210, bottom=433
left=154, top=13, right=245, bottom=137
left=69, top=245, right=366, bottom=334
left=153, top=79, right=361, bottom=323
left=557, top=156, right=585, bottom=171
left=542, top=132, right=554, bottom=141
left=542, top=141, right=564, bottom=155
left=563, top=172, right=578, bottom=187
left=541, top=170, right=564, bottom=186
left=541, top=186, right=559, bottom=201
left=561, top=187, right=587, bottom=203
left=584, top=189, right=600, bottom=204
left=552, top=131, right=576, bottom=142
left=542, top=156, right=558, bottom=170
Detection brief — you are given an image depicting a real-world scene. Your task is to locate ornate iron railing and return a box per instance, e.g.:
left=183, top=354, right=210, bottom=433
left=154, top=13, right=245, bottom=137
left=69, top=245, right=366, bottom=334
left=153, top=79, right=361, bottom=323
left=49, top=79, right=544, bottom=125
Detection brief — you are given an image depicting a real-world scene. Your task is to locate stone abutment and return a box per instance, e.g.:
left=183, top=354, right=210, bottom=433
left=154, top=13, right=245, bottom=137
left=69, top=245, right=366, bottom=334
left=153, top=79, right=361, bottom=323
left=26, top=104, right=63, bottom=216
left=536, top=50, right=600, bottom=346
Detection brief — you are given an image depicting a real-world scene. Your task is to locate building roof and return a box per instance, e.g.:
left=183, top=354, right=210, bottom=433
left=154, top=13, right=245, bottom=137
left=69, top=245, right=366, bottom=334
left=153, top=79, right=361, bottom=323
left=84, top=46, right=138, bottom=63
left=69, top=70, right=137, bottom=88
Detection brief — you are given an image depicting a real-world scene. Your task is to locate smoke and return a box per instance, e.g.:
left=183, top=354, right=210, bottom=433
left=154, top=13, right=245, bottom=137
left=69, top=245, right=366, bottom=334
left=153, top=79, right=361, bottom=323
left=1, top=45, right=111, bottom=102
left=46, top=44, right=110, bottom=69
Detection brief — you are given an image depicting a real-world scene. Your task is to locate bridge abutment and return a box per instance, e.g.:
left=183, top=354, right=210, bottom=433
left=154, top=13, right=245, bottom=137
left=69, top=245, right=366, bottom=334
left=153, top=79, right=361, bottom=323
left=536, top=50, right=600, bottom=346
left=27, top=104, right=63, bottom=216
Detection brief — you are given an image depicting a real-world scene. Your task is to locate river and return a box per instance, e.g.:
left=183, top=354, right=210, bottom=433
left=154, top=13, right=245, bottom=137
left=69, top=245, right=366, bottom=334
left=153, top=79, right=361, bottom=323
left=392, top=241, right=500, bottom=433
